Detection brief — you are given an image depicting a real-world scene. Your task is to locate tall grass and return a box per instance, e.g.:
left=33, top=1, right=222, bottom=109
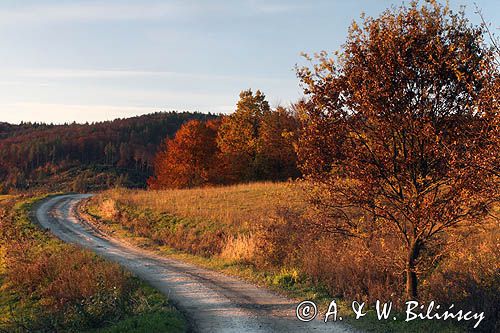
left=93, top=182, right=305, bottom=258
left=104, top=182, right=305, bottom=229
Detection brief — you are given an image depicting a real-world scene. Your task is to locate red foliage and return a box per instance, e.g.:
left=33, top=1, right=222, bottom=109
left=148, top=119, right=223, bottom=189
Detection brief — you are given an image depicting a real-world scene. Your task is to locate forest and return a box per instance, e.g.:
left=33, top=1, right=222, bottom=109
left=0, top=90, right=301, bottom=193
left=0, top=112, right=217, bottom=192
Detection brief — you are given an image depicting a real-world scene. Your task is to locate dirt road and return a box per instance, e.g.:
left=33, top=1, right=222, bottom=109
left=35, top=194, right=358, bottom=333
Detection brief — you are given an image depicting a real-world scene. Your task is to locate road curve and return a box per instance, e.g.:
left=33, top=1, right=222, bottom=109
left=34, top=194, right=358, bottom=333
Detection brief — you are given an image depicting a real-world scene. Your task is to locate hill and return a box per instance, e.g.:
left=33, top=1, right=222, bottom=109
left=0, top=112, right=217, bottom=192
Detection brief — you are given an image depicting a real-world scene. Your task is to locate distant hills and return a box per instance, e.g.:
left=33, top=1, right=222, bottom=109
left=0, top=112, right=218, bottom=193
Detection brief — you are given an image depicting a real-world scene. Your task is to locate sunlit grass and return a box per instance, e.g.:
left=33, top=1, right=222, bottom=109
left=87, top=181, right=492, bottom=333
left=0, top=194, right=15, bottom=202
left=103, top=181, right=306, bottom=230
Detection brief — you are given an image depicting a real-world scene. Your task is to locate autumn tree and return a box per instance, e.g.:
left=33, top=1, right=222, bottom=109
left=217, top=89, right=271, bottom=181
left=148, top=119, right=221, bottom=189
left=217, top=89, right=299, bottom=181
left=476, top=5, right=500, bottom=178
left=257, top=106, right=300, bottom=180
left=297, top=0, right=499, bottom=300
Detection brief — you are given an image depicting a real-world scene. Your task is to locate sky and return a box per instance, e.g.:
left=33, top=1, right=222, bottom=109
left=0, top=0, right=498, bottom=124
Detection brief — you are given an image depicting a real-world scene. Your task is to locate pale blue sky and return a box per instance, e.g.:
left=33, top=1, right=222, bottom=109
left=0, top=0, right=498, bottom=124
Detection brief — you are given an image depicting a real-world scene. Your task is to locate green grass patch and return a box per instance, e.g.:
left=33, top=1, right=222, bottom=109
left=87, top=282, right=186, bottom=333
left=89, top=311, right=185, bottom=333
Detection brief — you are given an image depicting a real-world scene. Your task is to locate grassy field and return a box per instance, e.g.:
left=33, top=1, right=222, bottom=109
left=89, top=182, right=305, bottom=260
left=0, top=195, right=186, bottom=333
left=86, top=182, right=499, bottom=332
left=102, top=181, right=306, bottom=227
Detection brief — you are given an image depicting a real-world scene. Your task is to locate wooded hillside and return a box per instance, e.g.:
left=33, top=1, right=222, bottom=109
left=0, top=112, right=217, bottom=192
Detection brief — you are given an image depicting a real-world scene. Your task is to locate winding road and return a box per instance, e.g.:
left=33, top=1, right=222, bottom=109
left=34, top=194, right=357, bottom=333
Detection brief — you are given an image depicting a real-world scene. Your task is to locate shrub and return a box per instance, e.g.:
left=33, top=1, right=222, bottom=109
left=219, top=234, right=257, bottom=264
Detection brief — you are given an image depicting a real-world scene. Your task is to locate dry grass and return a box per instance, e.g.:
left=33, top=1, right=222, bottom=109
left=0, top=195, right=14, bottom=202
left=92, top=182, right=305, bottom=257
left=104, top=182, right=306, bottom=230
left=100, top=198, right=119, bottom=220
left=219, top=234, right=257, bottom=263
left=0, top=196, right=186, bottom=332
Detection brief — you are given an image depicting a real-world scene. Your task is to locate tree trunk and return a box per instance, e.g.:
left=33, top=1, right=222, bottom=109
left=406, top=240, right=420, bottom=300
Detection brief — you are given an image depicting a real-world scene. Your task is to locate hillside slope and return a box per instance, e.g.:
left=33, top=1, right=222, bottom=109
left=0, top=112, right=217, bottom=192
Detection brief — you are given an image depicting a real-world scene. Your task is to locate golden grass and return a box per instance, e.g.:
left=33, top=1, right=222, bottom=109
left=99, top=198, right=119, bottom=220
left=219, top=233, right=257, bottom=263
left=104, top=182, right=306, bottom=229
left=89, top=182, right=499, bottom=332
left=0, top=246, right=5, bottom=274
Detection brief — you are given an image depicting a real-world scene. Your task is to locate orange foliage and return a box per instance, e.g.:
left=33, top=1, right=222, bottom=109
left=148, top=119, right=222, bottom=189
left=296, top=1, right=499, bottom=300
left=149, top=90, right=300, bottom=189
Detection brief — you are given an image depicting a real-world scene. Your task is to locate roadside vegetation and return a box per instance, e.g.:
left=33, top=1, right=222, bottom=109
left=0, top=195, right=186, bottom=333
left=85, top=182, right=304, bottom=258
left=86, top=183, right=499, bottom=332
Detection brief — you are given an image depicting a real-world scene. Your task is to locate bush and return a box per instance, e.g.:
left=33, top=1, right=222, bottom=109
left=256, top=208, right=403, bottom=304
left=6, top=246, right=134, bottom=330
left=424, top=227, right=500, bottom=332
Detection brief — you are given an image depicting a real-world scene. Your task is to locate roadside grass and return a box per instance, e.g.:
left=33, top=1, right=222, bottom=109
left=0, top=195, right=186, bottom=333
left=86, top=182, right=306, bottom=258
left=86, top=283, right=186, bottom=333
left=88, top=311, right=186, bottom=333
left=85, top=224, right=464, bottom=333
left=84, top=183, right=487, bottom=333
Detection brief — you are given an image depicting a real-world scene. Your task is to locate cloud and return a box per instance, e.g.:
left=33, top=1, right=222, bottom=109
left=11, top=67, right=289, bottom=83
left=0, top=80, right=51, bottom=87
left=0, top=1, right=310, bottom=25
left=0, top=1, right=184, bottom=25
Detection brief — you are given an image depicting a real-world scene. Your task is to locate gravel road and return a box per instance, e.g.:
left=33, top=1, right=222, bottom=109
left=34, top=194, right=359, bottom=333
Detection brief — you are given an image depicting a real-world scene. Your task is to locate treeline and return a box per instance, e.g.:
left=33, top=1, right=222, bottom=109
left=0, top=94, right=300, bottom=193
left=148, top=89, right=300, bottom=189
left=0, top=112, right=216, bottom=192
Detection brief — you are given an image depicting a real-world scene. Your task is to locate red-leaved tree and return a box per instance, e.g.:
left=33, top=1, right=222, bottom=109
left=297, top=1, right=499, bottom=299
left=148, top=119, right=222, bottom=189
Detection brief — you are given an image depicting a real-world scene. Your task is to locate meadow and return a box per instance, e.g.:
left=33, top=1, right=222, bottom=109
left=86, top=182, right=500, bottom=332
left=87, top=182, right=305, bottom=259
left=0, top=1, right=497, bottom=332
